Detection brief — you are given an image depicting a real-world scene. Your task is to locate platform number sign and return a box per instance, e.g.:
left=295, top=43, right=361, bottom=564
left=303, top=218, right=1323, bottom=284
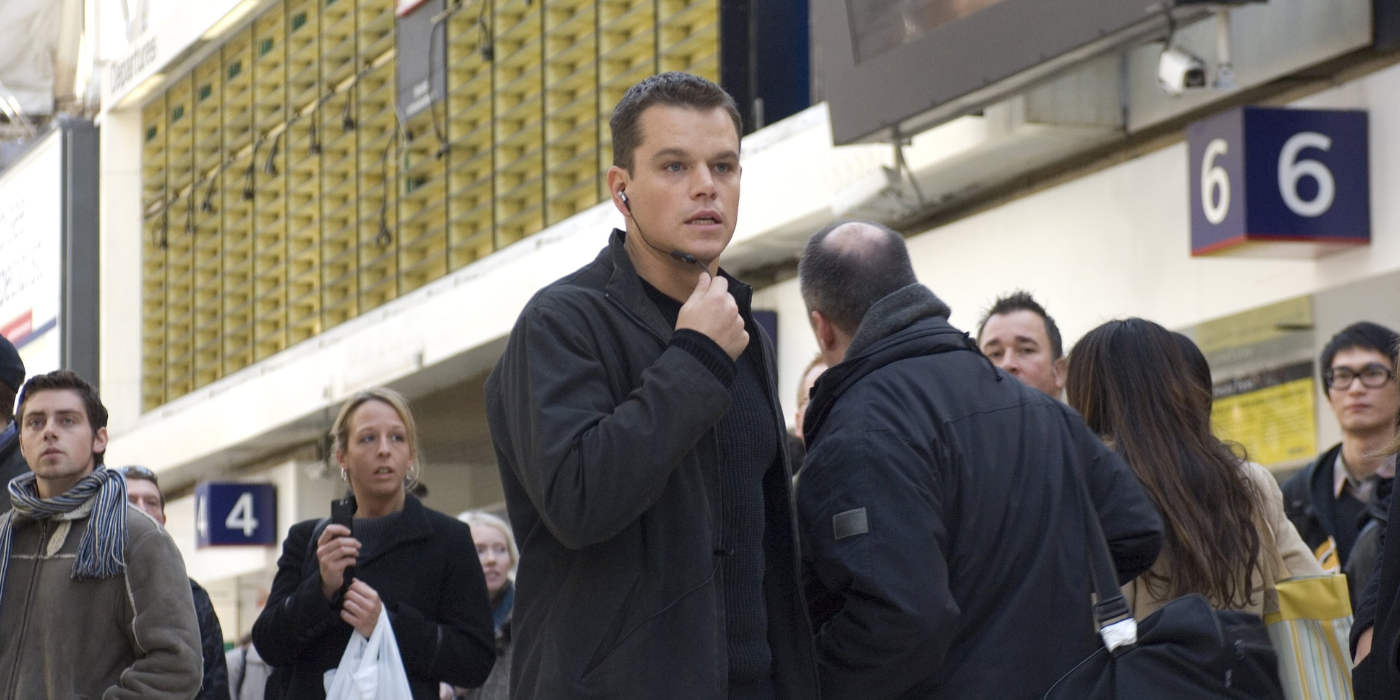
left=195, top=482, right=277, bottom=547
left=1188, top=107, right=1369, bottom=256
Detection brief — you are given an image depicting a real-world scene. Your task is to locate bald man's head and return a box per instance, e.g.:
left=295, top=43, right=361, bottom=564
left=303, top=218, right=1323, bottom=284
left=799, top=220, right=918, bottom=335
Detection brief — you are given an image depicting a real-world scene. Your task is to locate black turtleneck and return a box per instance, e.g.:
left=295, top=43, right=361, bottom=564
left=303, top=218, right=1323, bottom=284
left=641, top=279, right=777, bottom=689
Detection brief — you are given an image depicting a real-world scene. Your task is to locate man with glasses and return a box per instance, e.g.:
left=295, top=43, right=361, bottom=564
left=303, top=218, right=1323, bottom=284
left=118, top=465, right=231, bottom=700
left=1284, top=322, right=1400, bottom=605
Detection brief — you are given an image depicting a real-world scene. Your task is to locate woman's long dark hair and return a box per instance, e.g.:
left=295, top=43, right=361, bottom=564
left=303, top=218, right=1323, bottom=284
left=1067, top=318, right=1263, bottom=608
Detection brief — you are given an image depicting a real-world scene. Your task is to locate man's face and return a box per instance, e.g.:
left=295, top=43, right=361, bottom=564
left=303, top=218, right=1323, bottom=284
left=1327, top=347, right=1400, bottom=435
left=615, top=105, right=741, bottom=265
left=19, top=389, right=107, bottom=496
left=126, top=478, right=166, bottom=525
left=979, top=310, right=1065, bottom=398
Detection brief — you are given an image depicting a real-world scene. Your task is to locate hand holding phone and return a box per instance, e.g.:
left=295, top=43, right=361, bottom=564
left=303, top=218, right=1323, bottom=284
left=318, top=498, right=359, bottom=600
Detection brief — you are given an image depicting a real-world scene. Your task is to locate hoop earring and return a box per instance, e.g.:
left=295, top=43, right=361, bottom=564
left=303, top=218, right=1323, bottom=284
left=339, top=468, right=347, bottom=482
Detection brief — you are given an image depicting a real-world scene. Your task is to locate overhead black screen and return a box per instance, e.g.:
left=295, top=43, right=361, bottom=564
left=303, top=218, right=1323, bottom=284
left=817, top=0, right=1175, bottom=144
left=847, top=0, right=1011, bottom=63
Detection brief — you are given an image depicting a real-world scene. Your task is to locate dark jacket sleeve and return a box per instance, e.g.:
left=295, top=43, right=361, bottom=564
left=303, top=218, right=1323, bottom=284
left=1352, top=489, right=1392, bottom=652
left=190, top=581, right=231, bottom=700
left=251, top=520, right=342, bottom=667
left=491, top=302, right=731, bottom=549
left=386, top=520, right=496, bottom=688
left=797, top=427, right=958, bottom=700
left=1075, top=424, right=1164, bottom=584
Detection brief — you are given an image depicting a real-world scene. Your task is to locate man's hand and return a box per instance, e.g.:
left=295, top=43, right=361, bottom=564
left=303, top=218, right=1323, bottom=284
left=1355, top=626, right=1374, bottom=664
left=341, top=579, right=384, bottom=638
left=676, top=273, right=748, bottom=360
left=316, top=524, right=361, bottom=599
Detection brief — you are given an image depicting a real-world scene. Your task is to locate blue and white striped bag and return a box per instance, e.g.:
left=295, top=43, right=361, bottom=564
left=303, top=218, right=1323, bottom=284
left=1265, top=574, right=1354, bottom=700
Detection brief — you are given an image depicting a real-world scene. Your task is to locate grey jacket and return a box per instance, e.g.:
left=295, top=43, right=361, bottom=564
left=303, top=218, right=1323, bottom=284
left=0, top=502, right=204, bottom=699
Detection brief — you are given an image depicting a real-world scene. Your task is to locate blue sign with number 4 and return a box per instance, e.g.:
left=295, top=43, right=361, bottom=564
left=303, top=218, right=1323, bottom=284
left=1188, top=106, right=1369, bottom=256
left=195, top=482, right=277, bottom=547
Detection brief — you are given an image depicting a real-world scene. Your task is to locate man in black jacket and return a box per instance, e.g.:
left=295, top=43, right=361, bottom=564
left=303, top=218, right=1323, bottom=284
left=1283, top=322, right=1399, bottom=604
left=119, top=465, right=231, bottom=700
left=0, top=335, right=26, bottom=512
left=795, top=221, right=1164, bottom=700
left=485, top=73, right=819, bottom=700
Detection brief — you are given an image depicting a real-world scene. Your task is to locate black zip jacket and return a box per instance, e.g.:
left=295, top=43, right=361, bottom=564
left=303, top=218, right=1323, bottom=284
left=484, top=229, right=820, bottom=700
left=252, top=495, right=496, bottom=700
left=797, top=284, right=1163, bottom=700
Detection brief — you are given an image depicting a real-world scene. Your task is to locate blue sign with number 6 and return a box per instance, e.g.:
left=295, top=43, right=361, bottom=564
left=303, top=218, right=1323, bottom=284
left=195, top=482, right=277, bottom=547
left=1188, top=106, right=1369, bottom=256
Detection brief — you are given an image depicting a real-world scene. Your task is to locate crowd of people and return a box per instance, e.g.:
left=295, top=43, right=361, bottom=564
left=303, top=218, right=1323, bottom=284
left=0, top=70, right=1395, bottom=700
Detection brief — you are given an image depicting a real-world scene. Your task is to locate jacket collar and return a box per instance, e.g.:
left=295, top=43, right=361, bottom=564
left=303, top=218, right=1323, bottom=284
left=349, top=493, right=434, bottom=568
left=803, top=286, right=980, bottom=443
left=0, top=421, right=16, bottom=457
left=845, top=284, right=952, bottom=358
left=602, top=228, right=754, bottom=341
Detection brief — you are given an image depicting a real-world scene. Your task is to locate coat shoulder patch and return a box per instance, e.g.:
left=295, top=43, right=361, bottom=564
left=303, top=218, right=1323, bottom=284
left=833, top=508, right=869, bottom=540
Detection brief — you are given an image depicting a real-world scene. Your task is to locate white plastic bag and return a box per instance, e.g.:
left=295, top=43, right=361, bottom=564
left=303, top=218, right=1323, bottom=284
left=323, top=608, right=414, bottom=700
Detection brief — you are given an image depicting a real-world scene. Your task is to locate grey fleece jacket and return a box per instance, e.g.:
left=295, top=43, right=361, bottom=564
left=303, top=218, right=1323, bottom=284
left=0, top=501, right=204, bottom=700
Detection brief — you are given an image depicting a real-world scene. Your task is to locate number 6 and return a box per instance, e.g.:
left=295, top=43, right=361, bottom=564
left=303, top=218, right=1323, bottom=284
left=1201, top=139, right=1230, bottom=225
left=1278, top=132, right=1335, bottom=218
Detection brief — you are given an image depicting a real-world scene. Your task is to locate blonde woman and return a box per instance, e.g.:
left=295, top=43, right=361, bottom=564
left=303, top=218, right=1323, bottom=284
left=253, top=388, right=496, bottom=700
left=460, top=511, right=518, bottom=632
left=449, top=512, right=518, bottom=700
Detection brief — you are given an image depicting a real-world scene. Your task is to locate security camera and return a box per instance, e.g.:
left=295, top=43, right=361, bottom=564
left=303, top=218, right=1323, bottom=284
left=1157, top=47, right=1208, bottom=96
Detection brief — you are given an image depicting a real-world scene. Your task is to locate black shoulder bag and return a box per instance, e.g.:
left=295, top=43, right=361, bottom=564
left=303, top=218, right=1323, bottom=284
left=1045, top=464, right=1285, bottom=700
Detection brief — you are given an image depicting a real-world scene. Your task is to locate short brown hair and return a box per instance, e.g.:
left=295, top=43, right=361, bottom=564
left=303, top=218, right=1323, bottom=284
left=609, top=72, right=742, bottom=172
left=17, top=370, right=109, bottom=465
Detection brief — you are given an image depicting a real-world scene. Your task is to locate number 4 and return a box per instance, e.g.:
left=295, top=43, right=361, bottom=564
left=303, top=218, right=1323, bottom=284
left=226, top=492, right=260, bottom=537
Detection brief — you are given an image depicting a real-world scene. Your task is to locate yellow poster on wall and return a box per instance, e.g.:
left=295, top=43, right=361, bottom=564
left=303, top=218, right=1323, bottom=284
left=1212, top=361, right=1317, bottom=466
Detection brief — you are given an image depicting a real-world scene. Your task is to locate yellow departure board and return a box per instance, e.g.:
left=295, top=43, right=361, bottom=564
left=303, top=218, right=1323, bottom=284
left=140, top=0, right=720, bottom=411
left=1212, top=361, right=1319, bottom=467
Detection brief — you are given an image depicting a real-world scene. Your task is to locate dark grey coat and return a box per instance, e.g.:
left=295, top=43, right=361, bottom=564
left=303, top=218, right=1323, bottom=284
left=798, top=285, right=1164, bottom=700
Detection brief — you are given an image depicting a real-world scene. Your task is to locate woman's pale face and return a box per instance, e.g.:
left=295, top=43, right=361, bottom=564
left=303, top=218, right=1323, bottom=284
left=471, top=523, right=512, bottom=598
left=337, top=400, right=412, bottom=505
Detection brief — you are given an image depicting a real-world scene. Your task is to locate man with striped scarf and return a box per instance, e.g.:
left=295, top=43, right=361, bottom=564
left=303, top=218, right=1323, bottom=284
left=0, top=370, right=203, bottom=699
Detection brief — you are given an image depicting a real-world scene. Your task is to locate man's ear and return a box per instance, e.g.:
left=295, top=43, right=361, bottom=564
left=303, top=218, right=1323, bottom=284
left=812, top=310, right=837, bottom=353
left=606, top=165, right=630, bottom=217
left=92, top=426, right=109, bottom=457
left=1052, top=356, right=1068, bottom=391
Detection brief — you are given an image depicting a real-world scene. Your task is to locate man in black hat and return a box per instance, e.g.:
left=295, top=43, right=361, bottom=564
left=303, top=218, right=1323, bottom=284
left=0, top=335, right=26, bottom=512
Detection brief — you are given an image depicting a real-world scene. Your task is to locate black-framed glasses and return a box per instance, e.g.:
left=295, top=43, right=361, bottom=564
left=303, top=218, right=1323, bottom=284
left=1324, top=364, right=1396, bottom=390
left=116, top=465, right=159, bottom=485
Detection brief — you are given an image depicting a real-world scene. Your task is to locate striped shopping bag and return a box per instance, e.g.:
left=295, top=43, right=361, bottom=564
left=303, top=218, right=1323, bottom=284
left=1264, top=574, right=1354, bottom=700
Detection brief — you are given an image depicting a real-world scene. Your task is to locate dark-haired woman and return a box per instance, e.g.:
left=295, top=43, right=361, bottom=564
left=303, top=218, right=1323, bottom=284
left=252, top=388, right=496, bottom=700
left=1067, top=319, right=1321, bottom=619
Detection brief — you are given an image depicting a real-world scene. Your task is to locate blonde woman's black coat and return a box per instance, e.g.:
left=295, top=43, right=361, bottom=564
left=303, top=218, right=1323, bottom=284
left=252, top=495, right=496, bottom=700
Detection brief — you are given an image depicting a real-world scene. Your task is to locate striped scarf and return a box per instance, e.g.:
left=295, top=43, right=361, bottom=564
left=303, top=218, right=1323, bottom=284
left=0, top=467, right=128, bottom=608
